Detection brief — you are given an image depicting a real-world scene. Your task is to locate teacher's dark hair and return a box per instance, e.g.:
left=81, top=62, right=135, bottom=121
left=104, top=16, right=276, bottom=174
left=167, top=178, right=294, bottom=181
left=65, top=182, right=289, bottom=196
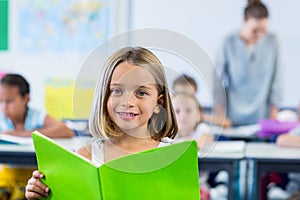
left=244, top=0, right=269, bottom=20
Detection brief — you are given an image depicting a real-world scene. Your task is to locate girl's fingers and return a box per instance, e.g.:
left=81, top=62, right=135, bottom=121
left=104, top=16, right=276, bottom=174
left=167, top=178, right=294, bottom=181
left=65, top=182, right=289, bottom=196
left=25, top=171, right=49, bottom=199
left=32, top=170, right=44, bottom=179
left=27, top=178, right=49, bottom=192
left=26, top=180, right=49, bottom=197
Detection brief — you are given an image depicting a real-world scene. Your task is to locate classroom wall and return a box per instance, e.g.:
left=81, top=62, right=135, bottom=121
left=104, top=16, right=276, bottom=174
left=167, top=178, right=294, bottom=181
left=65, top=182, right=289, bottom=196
left=131, top=0, right=300, bottom=107
left=0, top=0, right=130, bottom=113
left=0, top=0, right=299, bottom=116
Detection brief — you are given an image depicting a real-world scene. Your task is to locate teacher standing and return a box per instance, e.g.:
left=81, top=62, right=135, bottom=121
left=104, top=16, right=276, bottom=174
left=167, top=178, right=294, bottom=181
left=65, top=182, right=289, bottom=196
left=213, top=0, right=283, bottom=127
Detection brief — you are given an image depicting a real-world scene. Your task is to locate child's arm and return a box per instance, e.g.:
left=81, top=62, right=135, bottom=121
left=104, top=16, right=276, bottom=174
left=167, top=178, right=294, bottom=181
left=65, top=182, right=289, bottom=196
left=269, top=105, right=279, bottom=119
left=36, top=115, right=74, bottom=138
left=4, top=115, right=74, bottom=138
left=276, top=134, right=300, bottom=147
left=25, top=170, right=49, bottom=199
left=203, top=114, right=232, bottom=128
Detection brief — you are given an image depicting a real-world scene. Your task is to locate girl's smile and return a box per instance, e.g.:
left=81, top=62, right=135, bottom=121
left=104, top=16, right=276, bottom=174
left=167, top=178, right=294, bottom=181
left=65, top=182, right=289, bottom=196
left=117, top=112, right=138, bottom=120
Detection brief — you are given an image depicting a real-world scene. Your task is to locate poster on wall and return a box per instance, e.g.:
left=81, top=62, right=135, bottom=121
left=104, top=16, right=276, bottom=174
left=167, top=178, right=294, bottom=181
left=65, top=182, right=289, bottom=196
left=45, top=78, right=94, bottom=120
left=17, top=0, right=110, bottom=53
left=0, top=0, right=8, bottom=51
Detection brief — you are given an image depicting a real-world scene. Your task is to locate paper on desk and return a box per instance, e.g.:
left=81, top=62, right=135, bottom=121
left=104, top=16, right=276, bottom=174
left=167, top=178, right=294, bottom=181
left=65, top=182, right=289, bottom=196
left=208, top=141, right=246, bottom=153
left=210, top=124, right=261, bottom=137
left=0, top=134, right=33, bottom=145
left=199, top=141, right=246, bottom=158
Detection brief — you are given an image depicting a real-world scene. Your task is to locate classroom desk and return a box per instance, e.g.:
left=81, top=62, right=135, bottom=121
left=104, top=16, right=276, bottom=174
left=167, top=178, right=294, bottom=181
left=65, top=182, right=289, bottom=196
left=210, top=124, right=262, bottom=142
left=0, top=138, right=246, bottom=199
left=0, top=136, right=92, bottom=165
left=199, top=141, right=246, bottom=200
left=246, top=143, right=300, bottom=200
left=0, top=144, right=35, bottom=164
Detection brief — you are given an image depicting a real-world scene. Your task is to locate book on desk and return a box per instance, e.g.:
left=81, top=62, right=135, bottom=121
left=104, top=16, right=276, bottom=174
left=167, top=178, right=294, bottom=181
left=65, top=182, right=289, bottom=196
left=0, top=134, right=33, bottom=145
left=32, top=131, right=200, bottom=200
left=199, top=140, right=246, bottom=158
left=209, top=124, right=261, bottom=138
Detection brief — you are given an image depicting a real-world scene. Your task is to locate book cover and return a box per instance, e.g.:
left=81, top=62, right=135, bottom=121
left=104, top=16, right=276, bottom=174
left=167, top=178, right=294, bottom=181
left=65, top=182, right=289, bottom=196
left=32, top=131, right=200, bottom=200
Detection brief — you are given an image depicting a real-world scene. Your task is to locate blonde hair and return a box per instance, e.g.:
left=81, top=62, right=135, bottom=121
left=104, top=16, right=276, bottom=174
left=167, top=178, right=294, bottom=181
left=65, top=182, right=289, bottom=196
left=89, top=47, right=178, bottom=140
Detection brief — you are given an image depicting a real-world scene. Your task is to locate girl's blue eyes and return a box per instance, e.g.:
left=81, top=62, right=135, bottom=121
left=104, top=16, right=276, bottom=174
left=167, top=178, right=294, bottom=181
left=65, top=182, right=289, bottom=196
left=110, top=88, right=148, bottom=97
left=136, top=91, right=147, bottom=96
left=111, top=88, right=122, bottom=95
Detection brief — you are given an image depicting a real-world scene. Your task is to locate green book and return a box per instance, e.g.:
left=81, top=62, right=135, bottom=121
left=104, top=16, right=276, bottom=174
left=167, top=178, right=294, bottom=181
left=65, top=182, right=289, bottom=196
left=32, top=131, right=200, bottom=200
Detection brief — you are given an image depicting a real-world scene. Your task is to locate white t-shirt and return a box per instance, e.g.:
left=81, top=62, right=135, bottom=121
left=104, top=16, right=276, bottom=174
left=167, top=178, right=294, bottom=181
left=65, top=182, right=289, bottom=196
left=91, top=137, right=173, bottom=167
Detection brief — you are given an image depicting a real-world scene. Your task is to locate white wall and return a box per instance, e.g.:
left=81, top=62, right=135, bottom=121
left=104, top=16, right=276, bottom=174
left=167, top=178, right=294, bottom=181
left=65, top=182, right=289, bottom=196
left=0, top=0, right=299, bottom=111
left=131, top=0, right=300, bottom=107
left=0, top=0, right=130, bottom=110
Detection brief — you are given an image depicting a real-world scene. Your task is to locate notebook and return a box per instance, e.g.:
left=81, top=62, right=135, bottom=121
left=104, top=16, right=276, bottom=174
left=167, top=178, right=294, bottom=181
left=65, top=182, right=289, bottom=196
left=32, top=131, right=200, bottom=200
left=0, top=134, right=33, bottom=145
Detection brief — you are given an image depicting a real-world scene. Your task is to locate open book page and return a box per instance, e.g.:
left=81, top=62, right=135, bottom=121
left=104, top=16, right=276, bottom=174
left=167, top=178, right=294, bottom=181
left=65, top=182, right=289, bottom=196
left=32, top=131, right=102, bottom=200
left=0, top=134, right=33, bottom=145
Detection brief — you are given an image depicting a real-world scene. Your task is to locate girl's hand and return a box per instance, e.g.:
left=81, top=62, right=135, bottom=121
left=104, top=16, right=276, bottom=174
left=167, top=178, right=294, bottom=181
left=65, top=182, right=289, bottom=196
left=25, top=170, right=49, bottom=199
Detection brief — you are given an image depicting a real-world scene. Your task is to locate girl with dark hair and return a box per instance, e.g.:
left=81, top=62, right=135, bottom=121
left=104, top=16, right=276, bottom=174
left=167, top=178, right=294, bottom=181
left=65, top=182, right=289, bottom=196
left=0, top=73, right=74, bottom=200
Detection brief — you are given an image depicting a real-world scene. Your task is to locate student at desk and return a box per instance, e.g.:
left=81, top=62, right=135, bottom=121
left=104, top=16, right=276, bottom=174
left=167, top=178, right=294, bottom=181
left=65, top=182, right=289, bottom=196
left=172, top=74, right=229, bottom=199
left=213, top=0, right=283, bottom=127
left=171, top=93, right=214, bottom=149
left=172, top=74, right=231, bottom=127
left=0, top=74, right=74, bottom=200
left=171, top=93, right=214, bottom=200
